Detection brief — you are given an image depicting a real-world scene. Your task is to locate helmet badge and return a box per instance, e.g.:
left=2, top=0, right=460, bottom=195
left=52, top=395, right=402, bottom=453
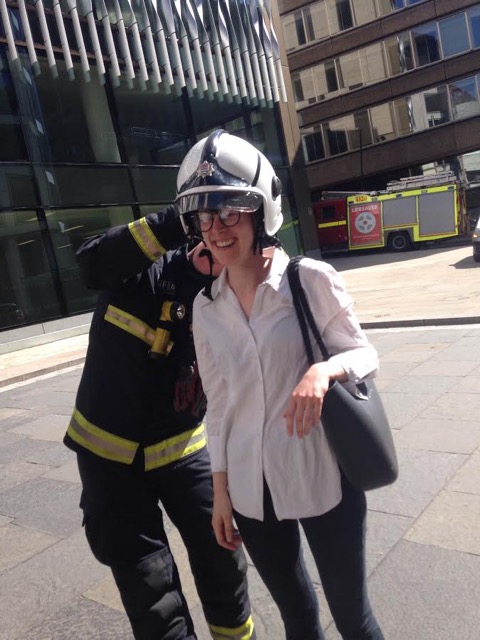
left=196, top=161, right=214, bottom=178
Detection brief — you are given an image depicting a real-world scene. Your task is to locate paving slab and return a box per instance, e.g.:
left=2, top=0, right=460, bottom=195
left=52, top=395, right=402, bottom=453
left=367, top=448, right=466, bottom=518
left=326, top=540, right=480, bottom=640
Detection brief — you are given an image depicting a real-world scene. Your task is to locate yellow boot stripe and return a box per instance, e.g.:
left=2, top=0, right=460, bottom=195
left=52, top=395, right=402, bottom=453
left=208, top=615, right=255, bottom=640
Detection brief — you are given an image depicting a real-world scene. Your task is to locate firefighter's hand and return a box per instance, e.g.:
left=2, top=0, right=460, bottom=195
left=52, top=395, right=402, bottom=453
left=212, top=477, right=242, bottom=551
left=283, top=362, right=346, bottom=439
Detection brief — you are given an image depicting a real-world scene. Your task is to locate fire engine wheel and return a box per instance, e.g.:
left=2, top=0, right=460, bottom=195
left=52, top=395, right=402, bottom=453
left=387, top=232, right=411, bottom=252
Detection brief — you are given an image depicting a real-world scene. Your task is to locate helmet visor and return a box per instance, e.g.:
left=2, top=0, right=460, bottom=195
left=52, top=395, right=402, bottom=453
left=176, top=190, right=263, bottom=216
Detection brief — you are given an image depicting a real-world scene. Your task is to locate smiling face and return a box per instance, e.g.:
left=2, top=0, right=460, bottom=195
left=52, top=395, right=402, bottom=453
left=199, top=209, right=256, bottom=269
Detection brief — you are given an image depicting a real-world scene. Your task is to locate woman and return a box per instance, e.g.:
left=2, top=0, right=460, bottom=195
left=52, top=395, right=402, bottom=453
left=175, top=130, right=385, bottom=640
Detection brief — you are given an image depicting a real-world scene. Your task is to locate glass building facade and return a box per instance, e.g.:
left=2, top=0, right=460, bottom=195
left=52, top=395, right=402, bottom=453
left=0, top=0, right=301, bottom=331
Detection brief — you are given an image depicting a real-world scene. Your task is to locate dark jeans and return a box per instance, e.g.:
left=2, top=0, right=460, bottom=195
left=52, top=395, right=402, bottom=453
left=78, top=447, right=254, bottom=640
left=234, top=474, right=384, bottom=640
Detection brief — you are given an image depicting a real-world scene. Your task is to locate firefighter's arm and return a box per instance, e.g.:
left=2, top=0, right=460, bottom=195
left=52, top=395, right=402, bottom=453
left=76, top=205, right=186, bottom=289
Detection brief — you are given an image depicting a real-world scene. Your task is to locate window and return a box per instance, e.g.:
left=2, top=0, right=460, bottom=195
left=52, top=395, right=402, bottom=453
left=326, top=0, right=353, bottom=34
left=0, top=210, right=61, bottom=326
left=323, top=118, right=348, bottom=155
left=353, top=0, right=377, bottom=25
left=337, top=52, right=362, bottom=90
left=282, top=11, right=307, bottom=51
left=370, top=104, right=396, bottom=142
left=302, top=129, right=325, bottom=163
left=411, top=23, right=440, bottom=67
left=439, top=14, right=469, bottom=58
left=306, top=2, right=330, bottom=41
left=384, top=33, right=414, bottom=75
left=0, top=49, right=28, bottom=162
left=292, top=69, right=316, bottom=108
left=46, top=206, right=134, bottom=315
left=449, top=78, right=480, bottom=121
left=359, top=43, right=388, bottom=85
left=375, top=0, right=404, bottom=16
left=468, top=6, right=480, bottom=48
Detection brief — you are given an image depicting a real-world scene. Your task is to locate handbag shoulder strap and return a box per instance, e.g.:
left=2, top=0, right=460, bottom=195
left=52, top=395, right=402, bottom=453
left=286, top=256, right=331, bottom=364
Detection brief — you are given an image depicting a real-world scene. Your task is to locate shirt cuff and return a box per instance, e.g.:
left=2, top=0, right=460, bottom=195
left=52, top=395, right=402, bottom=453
left=329, top=349, right=378, bottom=383
left=206, top=434, right=227, bottom=472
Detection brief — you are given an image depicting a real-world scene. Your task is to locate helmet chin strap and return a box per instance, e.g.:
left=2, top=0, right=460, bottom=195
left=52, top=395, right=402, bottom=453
left=199, top=245, right=215, bottom=301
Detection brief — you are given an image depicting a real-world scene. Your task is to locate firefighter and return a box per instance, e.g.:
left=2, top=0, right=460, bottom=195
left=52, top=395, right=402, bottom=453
left=64, top=205, right=255, bottom=640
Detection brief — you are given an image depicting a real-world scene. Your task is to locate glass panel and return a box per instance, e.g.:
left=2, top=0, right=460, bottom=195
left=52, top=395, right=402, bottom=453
left=111, top=75, right=190, bottom=165
left=282, top=11, right=306, bottom=51
left=337, top=52, right=362, bottom=90
left=384, top=33, right=414, bottom=75
left=307, top=1, right=330, bottom=41
left=10, top=55, right=121, bottom=164
left=359, top=43, right=387, bottom=85
left=392, top=96, right=416, bottom=136
left=353, top=0, right=377, bottom=25
left=293, top=69, right=316, bottom=108
left=439, top=14, right=469, bottom=58
left=0, top=210, right=60, bottom=328
left=408, top=86, right=449, bottom=130
left=36, top=165, right=134, bottom=207
left=375, top=0, right=404, bottom=16
left=323, top=118, right=348, bottom=156
left=131, top=167, right=178, bottom=203
left=324, top=60, right=340, bottom=93
left=0, top=165, right=38, bottom=208
left=411, top=23, right=440, bottom=67
left=468, top=6, right=480, bottom=48
left=351, top=110, right=372, bottom=147
left=326, top=0, right=354, bottom=33
left=302, top=129, right=325, bottom=163
left=449, top=77, right=480, bottom=121
left=46, top=206, right=134, bottom=315
left=370, top=103, right=396, bottom=142
left=0, top=48, right=28, bottom=162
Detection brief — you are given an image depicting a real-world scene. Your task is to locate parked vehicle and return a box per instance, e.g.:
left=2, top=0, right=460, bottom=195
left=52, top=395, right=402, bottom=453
left=473, top=218, right=480, bottom=262
left=314, top=171, right=467, bottom=253
left=0, top=302, right=26, bottom=329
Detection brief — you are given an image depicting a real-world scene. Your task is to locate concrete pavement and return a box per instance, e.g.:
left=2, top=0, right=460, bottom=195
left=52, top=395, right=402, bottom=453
left=1, top=242, right=480, bottom=639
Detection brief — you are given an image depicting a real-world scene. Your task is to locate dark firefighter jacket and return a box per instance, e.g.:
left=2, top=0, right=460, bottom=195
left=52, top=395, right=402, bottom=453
left=64, top=206, right=214, bottom=472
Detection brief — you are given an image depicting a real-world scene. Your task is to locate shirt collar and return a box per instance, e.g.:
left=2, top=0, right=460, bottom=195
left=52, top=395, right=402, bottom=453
left=209, top=247, right=289, bottom=300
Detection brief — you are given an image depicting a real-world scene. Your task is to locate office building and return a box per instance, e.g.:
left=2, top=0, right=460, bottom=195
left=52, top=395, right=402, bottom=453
left=279, top=0, right=480, bottom=252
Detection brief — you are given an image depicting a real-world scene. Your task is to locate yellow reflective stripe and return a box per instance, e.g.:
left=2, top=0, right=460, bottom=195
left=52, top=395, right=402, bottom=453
left=144, top=425, right=207, bottom=471
left=317, top=220, right=347, bottom=229
left=129, top=217, right=166, bottom=261
left=67, top=408, right=139, bottom=464
left=104, top=305, right=156, bottom=346
left=209, top=615, right=255, bottom=640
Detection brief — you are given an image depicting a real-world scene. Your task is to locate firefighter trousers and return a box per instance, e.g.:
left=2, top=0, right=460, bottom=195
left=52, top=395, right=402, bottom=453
left=77, top=447, right=255, bottom=640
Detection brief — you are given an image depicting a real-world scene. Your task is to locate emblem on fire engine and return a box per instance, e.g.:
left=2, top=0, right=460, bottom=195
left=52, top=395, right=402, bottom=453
left=196, top=161, right=214, bottom=178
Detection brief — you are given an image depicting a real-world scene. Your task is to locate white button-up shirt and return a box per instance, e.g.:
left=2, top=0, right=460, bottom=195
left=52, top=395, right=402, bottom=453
left=192, top=249, right=378, bottom=521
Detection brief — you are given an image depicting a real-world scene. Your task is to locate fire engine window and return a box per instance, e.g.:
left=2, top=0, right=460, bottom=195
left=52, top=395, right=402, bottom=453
left=321, top=206, right=337, bottom=221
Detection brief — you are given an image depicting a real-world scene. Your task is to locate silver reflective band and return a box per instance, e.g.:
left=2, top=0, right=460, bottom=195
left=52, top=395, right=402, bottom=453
left=176, top=190, right=263, bottom=215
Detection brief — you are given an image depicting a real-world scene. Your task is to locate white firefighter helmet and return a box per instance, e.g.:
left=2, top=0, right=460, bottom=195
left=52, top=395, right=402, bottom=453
left=175, top=130, right=283, bottom=237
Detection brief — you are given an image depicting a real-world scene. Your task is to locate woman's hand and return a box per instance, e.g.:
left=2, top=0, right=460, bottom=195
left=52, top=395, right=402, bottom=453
left=283, top=362, right=346, bottom=439
left=212, top=473, right=242, bottom=551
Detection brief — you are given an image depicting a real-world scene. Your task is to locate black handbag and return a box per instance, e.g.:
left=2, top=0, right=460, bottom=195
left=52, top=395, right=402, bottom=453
left=287, top=256, right=398, bottom=492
